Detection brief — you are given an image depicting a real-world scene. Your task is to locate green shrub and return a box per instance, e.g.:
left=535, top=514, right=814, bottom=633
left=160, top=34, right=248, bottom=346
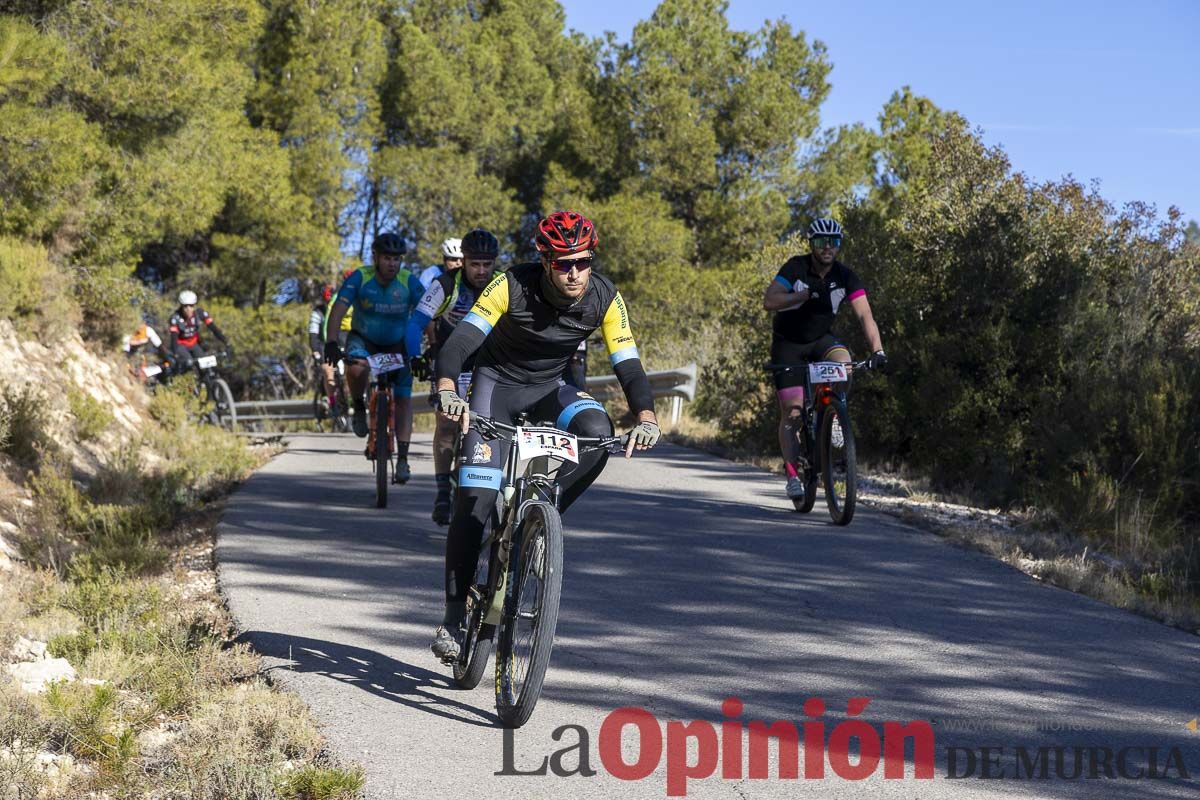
left=43, top=680, right=140, bottom=784
left=0, top=681, right=53, bottom=797
left=72, top=264, right=144, bottom=347
left=277, top=764, right=365, bottom=800
left=0, top=236, right=77, bottom=339
left=68, top=386, right=114, bottom=442
left=30, top=465, right=168, bottom=575
left=0, top=384, right=58, bottom=466
left=201, top=298, right=311, bottom=400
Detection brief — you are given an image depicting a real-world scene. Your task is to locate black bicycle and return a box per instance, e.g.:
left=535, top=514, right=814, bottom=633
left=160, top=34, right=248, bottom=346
left=193, top=351, right=237, bottom=428
left=314, top=358, right=351, bottom=433
left=766, top=360, right=873, bottom=525
left=363, top=352, right=406, bottom=508
left=449, top=412, right=624, bottom=728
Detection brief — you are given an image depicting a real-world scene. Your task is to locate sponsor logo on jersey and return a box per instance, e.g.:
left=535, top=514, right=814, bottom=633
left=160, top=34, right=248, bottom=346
left=472, top=442, right=493, bottom=463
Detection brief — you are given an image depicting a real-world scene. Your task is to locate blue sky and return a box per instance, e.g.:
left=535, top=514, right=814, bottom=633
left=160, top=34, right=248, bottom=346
left=558, top=0, right=1200, bottom=222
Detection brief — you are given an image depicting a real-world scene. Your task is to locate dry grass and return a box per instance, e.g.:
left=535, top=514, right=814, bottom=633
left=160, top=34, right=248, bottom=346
left=1, top=369, right=363, bottom=798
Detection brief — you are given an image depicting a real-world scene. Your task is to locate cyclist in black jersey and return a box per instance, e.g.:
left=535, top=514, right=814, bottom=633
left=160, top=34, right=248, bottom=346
left=169, top=290, right=230, bottom=370
left=429, top=210, right=661, bottom=661
left=406, top=229, right=501, bottom=525
left=762, top=219, right=886, bottom=503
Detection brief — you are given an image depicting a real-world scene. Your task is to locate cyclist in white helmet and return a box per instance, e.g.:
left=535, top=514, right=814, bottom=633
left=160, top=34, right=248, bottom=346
left=419, top=238, right=464, bottom=290
left=169, top=289, right=230, bottom=371
left=762, top=218, right=886, bottom=504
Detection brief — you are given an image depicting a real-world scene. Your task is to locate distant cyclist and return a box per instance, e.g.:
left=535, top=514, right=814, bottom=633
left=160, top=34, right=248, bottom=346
left=169, top=290, right=230, bottom=371
left=405, top=229, right=500, bottom=525
left=429, top=210, right=661, bottom=662
left=419, top=238, right=464, bottom=291
left=308, top=283, right=334, bottom=387
left=324, top=233, right=425, bottom=483
left=124, top=317, right=171, bottom=361
left=761, top=219, right=886, bottom=503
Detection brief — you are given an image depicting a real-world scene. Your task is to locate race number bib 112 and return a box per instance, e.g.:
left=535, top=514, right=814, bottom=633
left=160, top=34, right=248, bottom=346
left=516, top=427, right=579, bottom=464
left=808, top=361, right=848, bottom=383
left=366, top=352, right=406, bottom=375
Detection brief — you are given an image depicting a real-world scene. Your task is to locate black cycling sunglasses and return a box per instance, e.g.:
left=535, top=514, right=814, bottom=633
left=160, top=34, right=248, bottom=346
left=547, top=256, right=594, bottom=272
left=811, top=236, right=842, bottom=250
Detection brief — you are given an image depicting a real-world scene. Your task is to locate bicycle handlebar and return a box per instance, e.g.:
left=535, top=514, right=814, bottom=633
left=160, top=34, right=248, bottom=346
left=468, top=412, right=627, bottom=452
left=764, top=360, right=872, bottom=373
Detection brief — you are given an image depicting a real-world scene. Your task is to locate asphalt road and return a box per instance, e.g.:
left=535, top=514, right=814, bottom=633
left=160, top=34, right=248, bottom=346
left=217, top=433, right=1200, bottom=799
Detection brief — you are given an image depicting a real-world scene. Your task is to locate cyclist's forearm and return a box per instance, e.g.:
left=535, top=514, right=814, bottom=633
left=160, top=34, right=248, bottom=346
left=308, top=332, right=323, bottom=353
left=861, top=317, right=882, bottom=353
left=614, top=359, right=654, bottom=415
left=434, top=323, right=484, bottom=384
left=404, top=310, right=431, bottom=358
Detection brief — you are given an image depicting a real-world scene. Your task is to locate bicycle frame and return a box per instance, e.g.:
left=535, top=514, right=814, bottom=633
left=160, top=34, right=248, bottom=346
left=467, top=414, right=621, bottom=624
left=365, top=373, right=396, bottom=460
left=767, top=360, right=869, bottom=466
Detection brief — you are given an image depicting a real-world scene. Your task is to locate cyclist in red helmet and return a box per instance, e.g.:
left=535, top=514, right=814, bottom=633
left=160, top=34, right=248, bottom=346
left=427, top=210, right=661, bottom=663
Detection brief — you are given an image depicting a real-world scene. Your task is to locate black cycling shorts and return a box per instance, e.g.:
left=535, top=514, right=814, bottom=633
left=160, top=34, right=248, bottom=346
left=770, top=334, right=849, bottom=390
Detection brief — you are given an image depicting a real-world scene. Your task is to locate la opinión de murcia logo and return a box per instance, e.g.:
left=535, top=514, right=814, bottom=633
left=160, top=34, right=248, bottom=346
left=497, top=698, right=1193, bottom=797
left=499, top=697, right=934, bottom=796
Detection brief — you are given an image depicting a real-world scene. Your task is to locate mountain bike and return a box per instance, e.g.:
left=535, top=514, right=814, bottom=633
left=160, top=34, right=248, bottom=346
left=364, top=352, right=406, bottom=509
left=765, top=360, right=874, bottom=525
left=193, top=351, right=236, bottom=428
left=449, top=412, right=624, bottom=728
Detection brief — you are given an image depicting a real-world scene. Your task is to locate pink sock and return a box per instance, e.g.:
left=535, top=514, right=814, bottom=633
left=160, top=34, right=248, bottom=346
left=785, top=462, right=798, bottom=478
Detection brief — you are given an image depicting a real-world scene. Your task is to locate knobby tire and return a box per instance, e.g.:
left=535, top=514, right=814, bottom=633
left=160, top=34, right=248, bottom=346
left=454, top=537, right=498, bottom=689
left=495, top=502, right=563, bottom=728
left=821, top=400, right=857, bottom=525
left=374, top=389, right=390, bottom=509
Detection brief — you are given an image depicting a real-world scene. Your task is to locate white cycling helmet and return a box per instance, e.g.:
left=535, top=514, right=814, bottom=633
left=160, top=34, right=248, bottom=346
left=807, top=218, right=843, bottom=239
left=178, top=290, right=198, bottom=306
left=441, top=238, right=463, bottom=259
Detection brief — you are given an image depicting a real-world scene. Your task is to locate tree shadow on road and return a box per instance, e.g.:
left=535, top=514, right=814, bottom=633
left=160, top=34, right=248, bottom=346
left=237, top=629, right=503, bottom=729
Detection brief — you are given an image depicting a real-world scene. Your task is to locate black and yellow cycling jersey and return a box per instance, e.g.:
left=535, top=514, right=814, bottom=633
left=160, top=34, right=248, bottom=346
left=436, top=262, right=653, bottom=413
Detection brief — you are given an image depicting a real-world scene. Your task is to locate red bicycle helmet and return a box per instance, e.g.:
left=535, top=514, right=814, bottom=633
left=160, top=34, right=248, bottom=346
left=534, top=211, right=597, bottom=256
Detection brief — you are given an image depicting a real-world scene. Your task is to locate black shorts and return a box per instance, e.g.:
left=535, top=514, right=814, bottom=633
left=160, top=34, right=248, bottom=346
left=770, top=334, right=848, bottom=390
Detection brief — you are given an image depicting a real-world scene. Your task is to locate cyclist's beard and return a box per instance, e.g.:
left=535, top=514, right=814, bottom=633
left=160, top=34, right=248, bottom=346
left=540, top=272, right=579, bottom=310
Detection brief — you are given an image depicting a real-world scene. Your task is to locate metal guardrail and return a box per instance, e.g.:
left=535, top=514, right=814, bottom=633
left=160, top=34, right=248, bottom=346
left=583, top=363, right=696, bottom=424
left=231, top=362, right=698, bottom=426
left=230, top=398, right=314, bottom=423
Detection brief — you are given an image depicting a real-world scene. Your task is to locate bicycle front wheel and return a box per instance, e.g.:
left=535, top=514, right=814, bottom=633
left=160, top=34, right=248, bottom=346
left=820, top=400, right=857, bottom=525
left=374, top=390, right=390, bottom=509
left=495, top=502, right=563, bottom=728
left=212, top=378, right=236, bottom=429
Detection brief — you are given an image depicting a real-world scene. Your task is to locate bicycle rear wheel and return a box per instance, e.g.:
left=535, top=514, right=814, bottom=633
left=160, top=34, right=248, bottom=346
left=495, top=502, right=563, bottom=728
left=454, top=537, right=497, bottom=689
left=820, top=400, right=857, bottom=525
left=374, top=390, right=390, bottom=509
left=333, top=383, right=351, bottom=433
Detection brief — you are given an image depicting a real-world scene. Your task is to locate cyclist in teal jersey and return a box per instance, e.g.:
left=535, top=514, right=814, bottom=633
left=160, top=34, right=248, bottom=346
left=324, top=233, right=425, bottom=483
